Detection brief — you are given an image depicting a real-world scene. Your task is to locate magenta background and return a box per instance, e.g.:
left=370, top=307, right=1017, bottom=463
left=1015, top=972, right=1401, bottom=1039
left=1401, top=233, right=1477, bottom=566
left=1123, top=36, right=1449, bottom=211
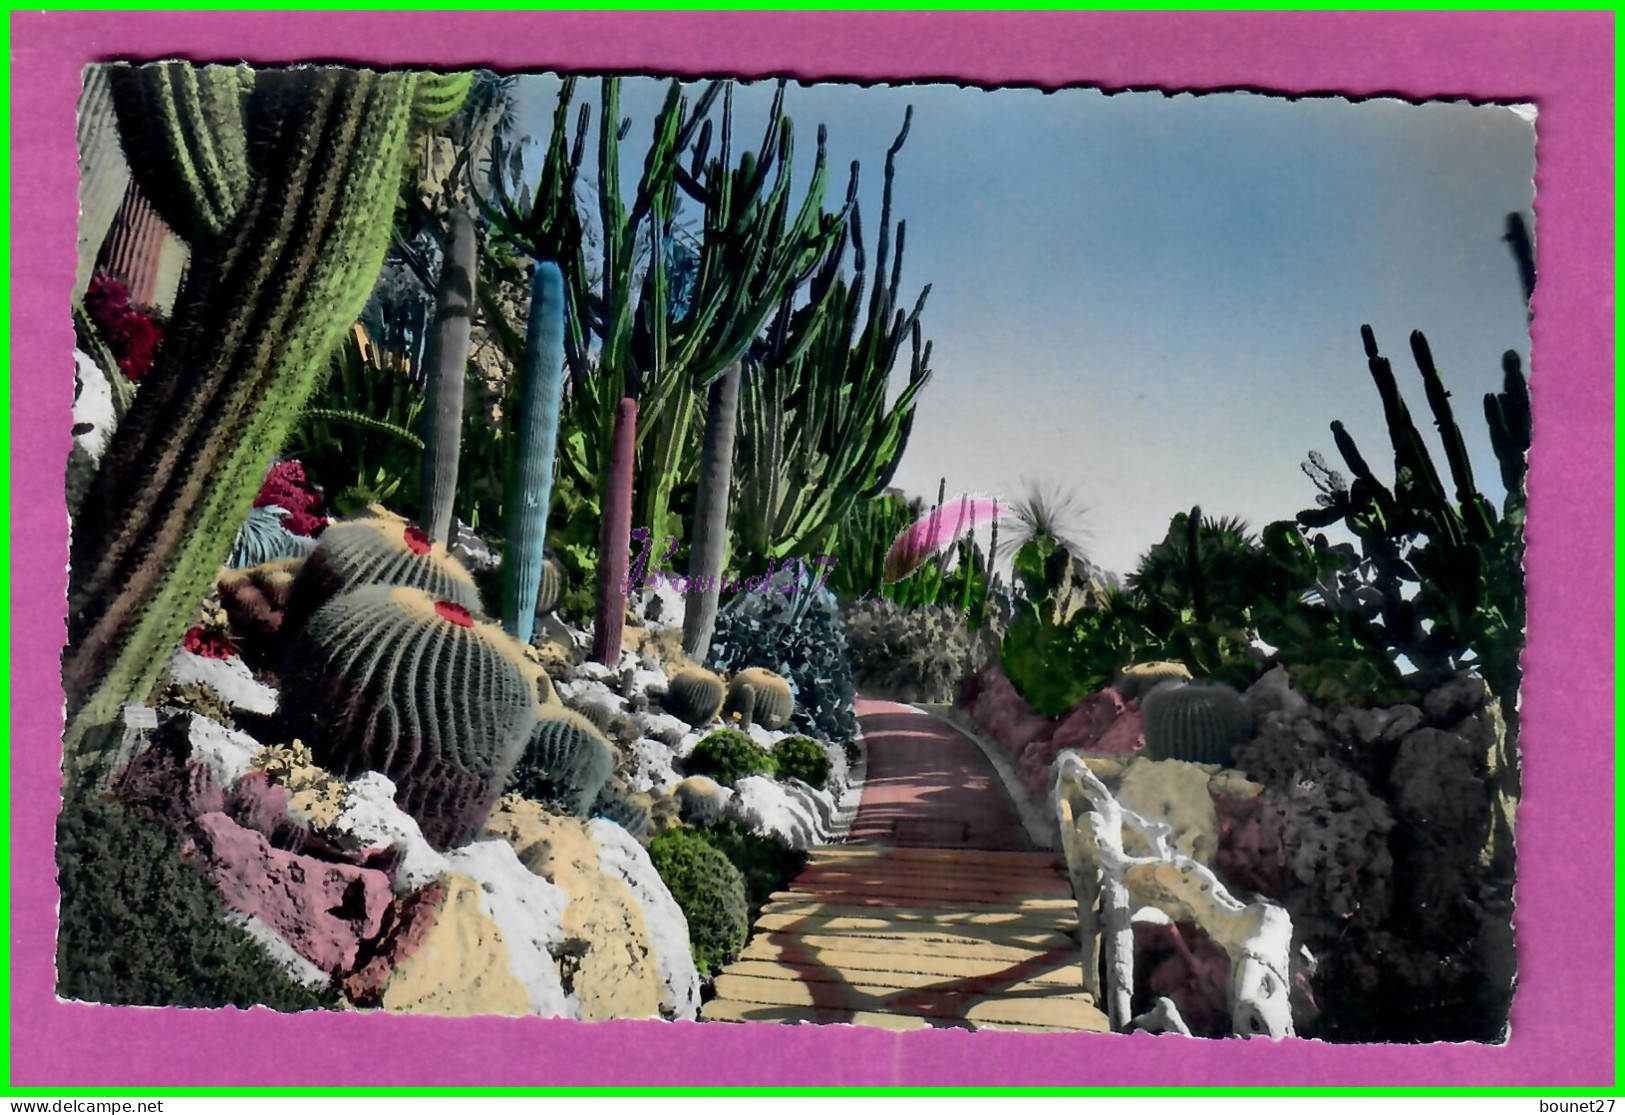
left=9, top=11, right=1613, bottom=1089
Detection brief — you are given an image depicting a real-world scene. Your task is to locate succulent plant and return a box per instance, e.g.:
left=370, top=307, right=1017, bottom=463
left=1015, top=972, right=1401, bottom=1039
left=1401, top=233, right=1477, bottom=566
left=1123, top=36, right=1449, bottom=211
left=771, top=736, right=831, bottom=791
left=279, top=585, right=538, bottom=848
left=418, top=208, right=477, bottom=546
left=1141, top=681, right=1253, bottom=767
left=725, top=667, right=793, bottom=730
left=1115, top=660, right=1194, bottom=702
left=507, top=708, right=615, bottom=816
left=842, top=598, right=982, bottom=704
left=663, top=666, right=727, bottom=727
left=228, top=506, right=319, bottom=570
left=706, top=565, right=858, bottom=745
left=591, top=784, right=653, bottom=840
left=684, top=729, right=776, bottom=787
left=283, top=516, right=482, bottom=637
left=533, top=552, right=565, bottom=618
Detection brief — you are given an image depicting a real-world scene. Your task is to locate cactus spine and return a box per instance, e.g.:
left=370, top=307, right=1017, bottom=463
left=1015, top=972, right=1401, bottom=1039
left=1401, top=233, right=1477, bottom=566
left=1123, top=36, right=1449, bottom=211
left=591, top=397, right=638, bottom=664
left=283, top=516, right=481, bottom=637
left=502, top=260, right=567, bottom=644
left=280, top=585, right=539, bottom=848
left=418, top=208, right=477, bottom=545
left=508, top=708, right=614, bottom=814
left=63, top=65, right=469, bottom=771
left=665, top=666, right=726, bottom=726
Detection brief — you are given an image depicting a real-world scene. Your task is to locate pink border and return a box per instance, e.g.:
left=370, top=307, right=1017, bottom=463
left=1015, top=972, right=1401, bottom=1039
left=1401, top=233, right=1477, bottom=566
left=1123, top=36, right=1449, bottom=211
left=11, top=11, right=1613, bottom=1089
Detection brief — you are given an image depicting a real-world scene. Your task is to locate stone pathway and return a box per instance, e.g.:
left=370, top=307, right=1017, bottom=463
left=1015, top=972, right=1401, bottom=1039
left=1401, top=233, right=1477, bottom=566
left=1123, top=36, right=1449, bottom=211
left=701, top=700, right=1108, bottom=1032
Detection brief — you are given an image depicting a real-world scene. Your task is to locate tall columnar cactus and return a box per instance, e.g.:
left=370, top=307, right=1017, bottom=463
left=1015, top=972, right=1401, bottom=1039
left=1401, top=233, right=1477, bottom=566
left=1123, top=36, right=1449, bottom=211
left=279, top=585, right=539, bottom=849
left=63, top=64, right=470, bottom=770
left=591, top=397, right=638, bottom=664
left=501, top=260, right=567, bottom=644
left=732, top=108, right=933, bottom=565
left=1141, top=682, right=1253, bottom=767
left=418, top=208, right=478, bottom=545
left=682, top=360, right=742, bottom=661
left=507, top=708, right=614, bottom=815
left=282, top=515, right=482, bottom=638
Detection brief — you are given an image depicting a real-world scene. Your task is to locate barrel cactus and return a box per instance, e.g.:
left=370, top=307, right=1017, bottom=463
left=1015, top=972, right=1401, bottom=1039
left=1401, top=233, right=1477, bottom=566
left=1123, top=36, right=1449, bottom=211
left=284, top=516, right=482, bottom=636
left=1142, top=682, right=1254, bottom=767
left=279, top=585, right=538, bottom=848
left=1116, top=660, right=1194, bottom=702
left=533, top=552, right=565, bottom=618
left=507, top=708, right=615, bottom=815
left=665, top=666, right=727, bottom=727
left=592, top=784, right=653, bottom=840
left=725, top=667, right=793, bottom=730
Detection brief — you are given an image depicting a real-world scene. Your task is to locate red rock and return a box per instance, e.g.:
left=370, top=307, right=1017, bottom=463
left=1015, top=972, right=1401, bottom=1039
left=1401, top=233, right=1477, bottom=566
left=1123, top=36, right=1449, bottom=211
left=183, top=811, right=393, bottom=977
left=1047, top=687, right=1128, bottom=753
left=342, top=880, right=448, bottom=1007
left=959, top=661, right=1055, bottom=761
left=1093, top=704, right=1145, bottom=755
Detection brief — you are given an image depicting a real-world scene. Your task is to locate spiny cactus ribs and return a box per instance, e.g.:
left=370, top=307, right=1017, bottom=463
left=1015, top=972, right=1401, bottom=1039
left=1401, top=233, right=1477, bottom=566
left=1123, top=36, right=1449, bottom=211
left=1141, top=682, right=1253, bottom=766
left=726, top=667, right=793, bottom=730
left=508, top=710, right=614, bottom=815
left=279, top=585, right=537, bottom=849
left=283, top=516, right=482, bottom=638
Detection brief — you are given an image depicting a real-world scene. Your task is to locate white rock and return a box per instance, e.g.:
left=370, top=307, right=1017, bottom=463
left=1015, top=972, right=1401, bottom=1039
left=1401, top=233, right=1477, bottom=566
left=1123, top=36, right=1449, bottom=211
left=624, top=666, right=669, bottom=701
left=629, top=581, right=686, bottom=631
left=444, top=839, right=572, bottom=1019
left=332, top=773, right=451, bottom=895
left=781, top=778, right=837, bottom=836
left=164, top=650, right=279, bottom=715
left=675, top=729, right=709, bottom=760
left=626, top=737, right=680, bottom=794
left=726, top=775, right=821, bottom=849
left=588, top=818, right=701, bottom=1021
left=557, top=678, right=624, bottom=719
left=633, top=710, right=688, bottom=748
left=184, top=715, right=265, bottom=788
left=72, top=349, right=116, bottom=464
left=744, top=723, right=791, bottom=750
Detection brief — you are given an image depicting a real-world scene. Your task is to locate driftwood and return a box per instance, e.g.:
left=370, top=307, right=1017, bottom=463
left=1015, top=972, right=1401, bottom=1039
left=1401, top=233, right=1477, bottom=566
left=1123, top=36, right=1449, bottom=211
left=1054, top=751, right=1296, bottom=1039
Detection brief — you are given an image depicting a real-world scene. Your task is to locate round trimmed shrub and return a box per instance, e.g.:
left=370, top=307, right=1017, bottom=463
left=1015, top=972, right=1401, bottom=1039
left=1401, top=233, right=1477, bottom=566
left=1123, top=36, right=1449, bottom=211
left=684, top=729, right=776, bottom=786
left=647, top=827, right=750, bottom=978
left=772, top=736, right=831, bottom=791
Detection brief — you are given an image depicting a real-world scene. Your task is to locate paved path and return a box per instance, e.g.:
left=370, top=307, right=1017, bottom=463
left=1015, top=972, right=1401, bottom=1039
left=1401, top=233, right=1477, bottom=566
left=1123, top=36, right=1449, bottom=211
left=701, top=699, right=1107, bottom=1032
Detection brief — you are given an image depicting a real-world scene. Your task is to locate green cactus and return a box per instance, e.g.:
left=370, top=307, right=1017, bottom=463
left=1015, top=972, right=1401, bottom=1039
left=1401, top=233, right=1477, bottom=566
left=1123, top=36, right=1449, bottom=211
left=729, top=683, right=758, bottom=730
left=282, top=515, right=482, bottom=638
left=226, top=506, right=317, bottom=570
left=1141, top=682, right=1254, bottom=767
left=681, top=358, right=742, bottom=663
left=501, top=260, right=567, bottom=645
left=771, top=736, right=831, bottom=791
left=63, top=64, right=470, bottom=772
left=664, top=666, right=727, bottom=726
left=533, top=551, right=564, bottom=618
left=591, top=396, right=638, bottom=664
left=507, top=708, right=614, bottom=815
left=732, top=108, right=933, bottom=566
left=279, top=584, right=539, bottom=849
left=726, top=667, right=793, bottom=730
left=418, top=208, right=477, bottom=546
left=1115, top=660, right=1194, bottom=702
left=591, top=784, right=653, bottom=840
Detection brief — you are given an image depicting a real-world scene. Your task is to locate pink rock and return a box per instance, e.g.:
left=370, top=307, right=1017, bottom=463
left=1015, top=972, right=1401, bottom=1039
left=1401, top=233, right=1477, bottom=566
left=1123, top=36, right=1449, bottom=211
left=110, top=728, right=225, bottom=824
left=1047, top=687, right=1129, bottom=753
left=342, top=880, right=447, bottom=1007
left=1093, top=704, right=1146, bottom=755
left=1212, top=791, right=1289, bottom=898
left=960, top=662, right=1055, bottom=761
left=184, top=811, right=393, bottom=977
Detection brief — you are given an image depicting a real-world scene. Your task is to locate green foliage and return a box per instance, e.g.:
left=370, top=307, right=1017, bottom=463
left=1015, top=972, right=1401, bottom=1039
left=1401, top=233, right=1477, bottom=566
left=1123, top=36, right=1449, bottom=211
left=698, top=819, right=808, bottom=927
left=824, top=494, right=990, bottom=620
left=843, top=598, right=982, bottom=705
left=771, top=736, right=831, bottom=791
left=647, top=826, right=750, bottom=978
left=684, top=728, right=776, bottom=786
left=56, top=792, right=337, bottom=1011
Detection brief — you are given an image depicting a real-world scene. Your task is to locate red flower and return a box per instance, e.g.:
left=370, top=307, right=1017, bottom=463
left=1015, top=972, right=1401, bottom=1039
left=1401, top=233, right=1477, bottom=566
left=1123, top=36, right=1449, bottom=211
left=183, top=626, right=240, bottom=661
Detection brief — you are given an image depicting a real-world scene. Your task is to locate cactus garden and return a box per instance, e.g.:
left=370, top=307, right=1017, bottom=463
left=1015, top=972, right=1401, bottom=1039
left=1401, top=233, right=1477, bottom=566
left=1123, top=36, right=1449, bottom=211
left=63, top=63, right=1532, bottom=1043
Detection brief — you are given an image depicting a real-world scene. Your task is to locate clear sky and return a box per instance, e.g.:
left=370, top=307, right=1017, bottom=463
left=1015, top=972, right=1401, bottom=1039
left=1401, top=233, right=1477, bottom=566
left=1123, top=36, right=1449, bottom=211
left=511, top=76, right=1536, bottom=575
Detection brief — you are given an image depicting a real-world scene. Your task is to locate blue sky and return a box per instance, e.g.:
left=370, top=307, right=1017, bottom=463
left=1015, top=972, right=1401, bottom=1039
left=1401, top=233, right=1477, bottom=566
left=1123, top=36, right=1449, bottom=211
left=511, top=76, right=1536, bottom=575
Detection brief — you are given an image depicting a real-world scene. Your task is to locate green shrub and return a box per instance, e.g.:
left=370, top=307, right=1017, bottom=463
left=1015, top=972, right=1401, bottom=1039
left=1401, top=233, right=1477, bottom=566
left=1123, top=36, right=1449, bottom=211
left=684, top=729, right=776, bottom=786
left=701, top=820, right=809, bottom=927
left=55, top=793, right=337, bottom=1011
left=647, top=827, right=750, bottom=978
left=772, top=737, right=831, bottom=791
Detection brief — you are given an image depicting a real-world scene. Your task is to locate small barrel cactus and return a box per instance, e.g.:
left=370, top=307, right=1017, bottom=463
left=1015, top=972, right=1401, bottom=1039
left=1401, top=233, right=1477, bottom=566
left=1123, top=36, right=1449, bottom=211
left=725, top=667, right=793, bottom=730
left=279, top=585, right=539, bottom=849
left=1116, top=660, right=1195, bottom=702
left=533, top=552, right=564, bottom=619
left=674, top=775, right=730, bottom=828
left=1142, top=681, right=1254, bottom=767
left=592, top=784, right=653, bottom=840
left=283, top=516, right=482, bottom=638
left=507, top=708, right=615, bottom=815
left=664, top=666, right=727, bottom=727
